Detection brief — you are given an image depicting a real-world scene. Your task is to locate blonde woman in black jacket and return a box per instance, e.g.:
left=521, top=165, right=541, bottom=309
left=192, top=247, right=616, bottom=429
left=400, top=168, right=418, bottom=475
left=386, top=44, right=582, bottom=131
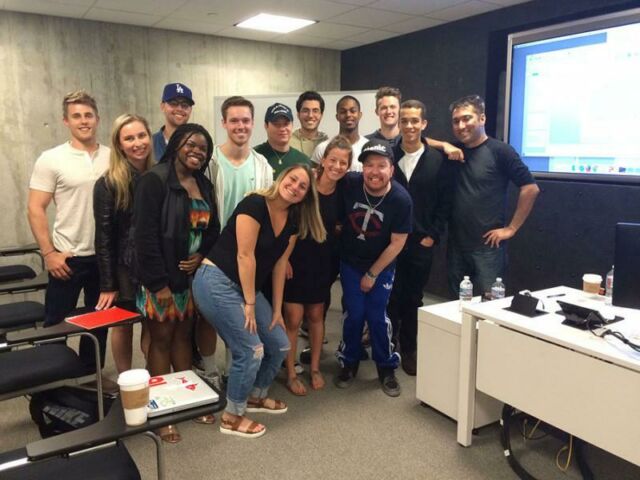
left=93, top=114, right=154, bottom=374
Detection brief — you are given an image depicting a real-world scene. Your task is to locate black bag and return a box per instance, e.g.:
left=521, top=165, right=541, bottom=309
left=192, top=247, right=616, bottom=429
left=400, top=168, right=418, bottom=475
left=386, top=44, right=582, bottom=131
left=29, top=387, right=114, bottom=438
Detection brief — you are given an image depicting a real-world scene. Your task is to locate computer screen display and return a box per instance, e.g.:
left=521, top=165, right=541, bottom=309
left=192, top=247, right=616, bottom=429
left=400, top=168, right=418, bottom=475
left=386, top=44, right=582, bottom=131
left=505, top=8, right=640, bottom=183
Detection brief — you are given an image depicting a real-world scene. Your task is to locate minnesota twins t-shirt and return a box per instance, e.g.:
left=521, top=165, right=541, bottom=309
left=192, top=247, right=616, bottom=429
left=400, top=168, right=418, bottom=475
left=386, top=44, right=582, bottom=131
left=339, top=172, right=412, bottom=272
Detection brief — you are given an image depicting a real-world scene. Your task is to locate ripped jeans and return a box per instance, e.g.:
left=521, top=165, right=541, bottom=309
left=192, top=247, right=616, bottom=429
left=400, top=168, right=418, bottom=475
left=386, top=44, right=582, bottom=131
left=193, top=264, right=290, bottom=416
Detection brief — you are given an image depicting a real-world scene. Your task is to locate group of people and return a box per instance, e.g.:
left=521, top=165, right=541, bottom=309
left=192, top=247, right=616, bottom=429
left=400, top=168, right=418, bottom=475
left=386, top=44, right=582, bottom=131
left=26, top=83, right=539, bottom=441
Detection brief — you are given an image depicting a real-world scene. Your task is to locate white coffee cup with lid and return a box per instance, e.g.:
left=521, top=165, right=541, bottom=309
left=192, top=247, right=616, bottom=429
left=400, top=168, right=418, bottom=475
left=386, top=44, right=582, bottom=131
left=582, top=274, right=602, bottom=295
left=117, top=369, right=151, bottom=426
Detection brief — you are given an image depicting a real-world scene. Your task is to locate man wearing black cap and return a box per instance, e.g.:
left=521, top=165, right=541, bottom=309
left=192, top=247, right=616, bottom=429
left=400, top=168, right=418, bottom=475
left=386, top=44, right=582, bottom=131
left=335, top=139, right=412, bottom=397
left=255, top=102, right=310, bottom=179
left=387, top=100, right=455, bottom=376
left=152, top=82, right=195, bottom=161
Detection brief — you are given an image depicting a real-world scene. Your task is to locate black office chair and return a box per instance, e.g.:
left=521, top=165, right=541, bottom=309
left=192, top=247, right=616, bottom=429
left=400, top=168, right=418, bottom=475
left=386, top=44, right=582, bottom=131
left=0, top=396, right=226, bottom=479
left=0, top=243, right=44, bottom=283
left=0, top=243, right=48, bottom=341
left=0, top=321, right=105, bottom=419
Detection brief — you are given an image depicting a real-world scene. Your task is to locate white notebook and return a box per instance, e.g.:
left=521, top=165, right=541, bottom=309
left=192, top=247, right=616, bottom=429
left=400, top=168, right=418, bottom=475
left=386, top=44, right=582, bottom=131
left=147, top=370, right=219, bottom=418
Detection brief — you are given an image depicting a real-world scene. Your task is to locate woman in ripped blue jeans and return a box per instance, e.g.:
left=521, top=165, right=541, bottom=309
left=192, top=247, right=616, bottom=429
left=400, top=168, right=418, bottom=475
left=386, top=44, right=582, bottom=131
left=193, top=164, right=325, bottom=438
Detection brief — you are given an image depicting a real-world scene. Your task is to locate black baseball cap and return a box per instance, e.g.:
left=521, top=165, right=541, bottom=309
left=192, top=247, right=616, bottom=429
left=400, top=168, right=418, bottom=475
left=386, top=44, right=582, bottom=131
left=358, top=139, right=394, bottom=163
left=265, top=103, right=293, bottom=123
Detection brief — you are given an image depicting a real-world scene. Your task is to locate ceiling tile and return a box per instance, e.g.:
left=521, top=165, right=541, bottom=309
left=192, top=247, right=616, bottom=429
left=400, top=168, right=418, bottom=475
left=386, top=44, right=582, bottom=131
left=92, top=0, right=186, bottom=17
left=319, top=38, right=366, bottom=50
left=167, top=0, right=243, bottom=24
left=344, top=28, right=399, bottom=44
left=383, top=15, right=444, bottom=34
left=214, top=26, right=280, bottom=43
left=326, top=6, right=412, bottom=29
left=269, top=33, right=329, bottom=48
left=428, top=0, right=501, bottom=22
left=301, top=21, right=368, bottom=40
left=172, top=0, right=355, bottom=25
left=369, top=0, right=468, bottom=16
left=251, top=0, right=356, bottom=22
left=84, top=8, right=164, bottom=26
left=153, top=17, right=227, bottom=36
left=3, top=0, right=90, bottom=17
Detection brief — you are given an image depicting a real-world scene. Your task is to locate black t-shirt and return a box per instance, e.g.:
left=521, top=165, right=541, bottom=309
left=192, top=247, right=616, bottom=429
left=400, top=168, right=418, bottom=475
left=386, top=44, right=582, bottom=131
left=208, top=194, right=297, bottom=290
left=365, top=130, right=401, bottom=144
left=450, top=137, right=536, bottom=250
left=339, top=173, right=413, bottom=272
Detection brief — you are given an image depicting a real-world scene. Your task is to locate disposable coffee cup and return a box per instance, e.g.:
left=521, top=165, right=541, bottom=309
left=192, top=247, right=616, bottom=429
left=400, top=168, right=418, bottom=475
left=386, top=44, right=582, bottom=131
left=117, top=369, right=151, bottom=426
left=582, top=274, right=602, bottom=295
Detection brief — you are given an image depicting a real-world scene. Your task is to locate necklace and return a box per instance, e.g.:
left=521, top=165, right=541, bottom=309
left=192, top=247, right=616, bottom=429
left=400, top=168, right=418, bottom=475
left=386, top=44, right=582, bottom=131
left=362, top=183, right=389, bottom=210
left=270, top=144, right=290, bottom=166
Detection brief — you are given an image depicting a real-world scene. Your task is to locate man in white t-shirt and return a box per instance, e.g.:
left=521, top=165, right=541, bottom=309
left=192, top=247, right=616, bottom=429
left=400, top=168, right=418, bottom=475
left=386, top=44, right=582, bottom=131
left=311, top=95, right=368, bottom=172
left=27, top=90, right=110, bottom=372
left=387, top=99, right=456, bottom=376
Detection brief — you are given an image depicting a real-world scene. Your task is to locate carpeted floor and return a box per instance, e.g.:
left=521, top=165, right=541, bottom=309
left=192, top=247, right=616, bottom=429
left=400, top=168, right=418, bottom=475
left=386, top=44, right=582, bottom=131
left=1, top=285, right=639, bottom=479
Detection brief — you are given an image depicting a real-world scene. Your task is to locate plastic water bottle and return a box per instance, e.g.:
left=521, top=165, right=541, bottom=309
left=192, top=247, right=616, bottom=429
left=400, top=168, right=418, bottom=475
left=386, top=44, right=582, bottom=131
left=459, top=276, right=473, bottom=310
left=491, top=277, right=506, bottom=300
left=605, top=265, right=614, bottom=305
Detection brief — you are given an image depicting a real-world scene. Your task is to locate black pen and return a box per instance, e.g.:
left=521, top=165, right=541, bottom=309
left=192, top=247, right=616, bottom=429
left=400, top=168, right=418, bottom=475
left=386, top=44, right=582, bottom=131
left=546, top=293, right=566, bottom=298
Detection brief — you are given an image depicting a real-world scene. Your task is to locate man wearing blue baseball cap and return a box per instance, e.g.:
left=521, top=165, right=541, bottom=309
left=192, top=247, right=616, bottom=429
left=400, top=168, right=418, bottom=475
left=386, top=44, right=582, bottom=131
left=153, top=82, right=195, bottom=161
left=255, top=102, right=310, bottom=179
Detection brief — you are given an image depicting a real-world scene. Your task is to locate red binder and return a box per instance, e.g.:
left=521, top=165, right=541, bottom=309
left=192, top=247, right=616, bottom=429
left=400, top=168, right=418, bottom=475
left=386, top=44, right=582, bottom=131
left=65, top=307, right=139, bottom=329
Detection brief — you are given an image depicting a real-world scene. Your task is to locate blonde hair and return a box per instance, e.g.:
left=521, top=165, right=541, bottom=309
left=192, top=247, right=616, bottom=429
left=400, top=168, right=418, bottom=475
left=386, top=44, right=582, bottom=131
left=107, top=114, right=154, bottom=210
left=257, top=164, right=326, bottom=243
left=62, top=90, right=98, bottom=118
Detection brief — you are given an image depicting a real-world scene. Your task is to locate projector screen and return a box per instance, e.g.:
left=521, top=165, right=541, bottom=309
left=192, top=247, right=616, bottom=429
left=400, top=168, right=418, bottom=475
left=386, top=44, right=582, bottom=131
left=504, top=8, right=640, bottom=183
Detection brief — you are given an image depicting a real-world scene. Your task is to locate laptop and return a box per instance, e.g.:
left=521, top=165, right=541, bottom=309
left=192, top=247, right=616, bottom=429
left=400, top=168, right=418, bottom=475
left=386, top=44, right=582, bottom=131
left=147, top=370, right=219, bottom=418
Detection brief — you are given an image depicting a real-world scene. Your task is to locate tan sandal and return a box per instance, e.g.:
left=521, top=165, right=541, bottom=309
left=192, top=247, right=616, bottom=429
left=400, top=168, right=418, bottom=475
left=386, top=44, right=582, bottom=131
left=157, top=424, right=181, bottom=444
left=219, top=415, right=266, bottom=439
left=193, top=414, right=216, bottom=425
left=286, top=376, right=307, bottom=396
left=310, top=370, right=325, bottom=390
left=246, top=397, right=288, bottom=414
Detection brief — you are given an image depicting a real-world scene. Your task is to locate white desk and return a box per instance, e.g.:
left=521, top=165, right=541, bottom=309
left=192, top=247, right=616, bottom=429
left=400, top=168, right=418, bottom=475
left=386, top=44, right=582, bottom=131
left=417, top=299, right=502, bottom=428
left=457, top=286, right=640, bottom=467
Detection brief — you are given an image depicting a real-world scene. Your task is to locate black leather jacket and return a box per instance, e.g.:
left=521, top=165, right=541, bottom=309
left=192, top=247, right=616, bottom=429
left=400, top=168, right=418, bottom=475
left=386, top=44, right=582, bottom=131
left=133, top=161, right=220, bottom=293
left=93, top=168, right=140, bottom=292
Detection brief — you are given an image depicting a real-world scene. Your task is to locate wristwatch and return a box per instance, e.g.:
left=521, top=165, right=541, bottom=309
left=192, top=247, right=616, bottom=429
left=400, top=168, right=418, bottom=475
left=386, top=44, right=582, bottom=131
left=365, top=270, right=378, bottom=280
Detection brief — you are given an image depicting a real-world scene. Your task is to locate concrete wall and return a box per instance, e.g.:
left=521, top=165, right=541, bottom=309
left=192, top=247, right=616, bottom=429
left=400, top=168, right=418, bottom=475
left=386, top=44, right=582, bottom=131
left=0, top=10, right=340, bottom=248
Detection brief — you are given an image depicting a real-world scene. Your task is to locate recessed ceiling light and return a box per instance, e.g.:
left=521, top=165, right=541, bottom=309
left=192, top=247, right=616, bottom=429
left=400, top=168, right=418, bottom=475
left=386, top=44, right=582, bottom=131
left=235, top=13, right=316, bottom=34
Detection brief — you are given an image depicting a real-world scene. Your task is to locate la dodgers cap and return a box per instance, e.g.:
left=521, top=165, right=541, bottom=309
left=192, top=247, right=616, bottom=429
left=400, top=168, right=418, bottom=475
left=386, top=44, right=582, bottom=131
left=265, top=103, right=293, bottom=123
left=358, top=138, right=394, bottom=163
left=162, top=82, right=194, bottom=105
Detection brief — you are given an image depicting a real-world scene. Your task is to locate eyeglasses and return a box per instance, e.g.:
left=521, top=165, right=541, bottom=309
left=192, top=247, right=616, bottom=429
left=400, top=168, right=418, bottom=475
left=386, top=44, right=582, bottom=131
left=167, top=100, right=192, bottom=109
